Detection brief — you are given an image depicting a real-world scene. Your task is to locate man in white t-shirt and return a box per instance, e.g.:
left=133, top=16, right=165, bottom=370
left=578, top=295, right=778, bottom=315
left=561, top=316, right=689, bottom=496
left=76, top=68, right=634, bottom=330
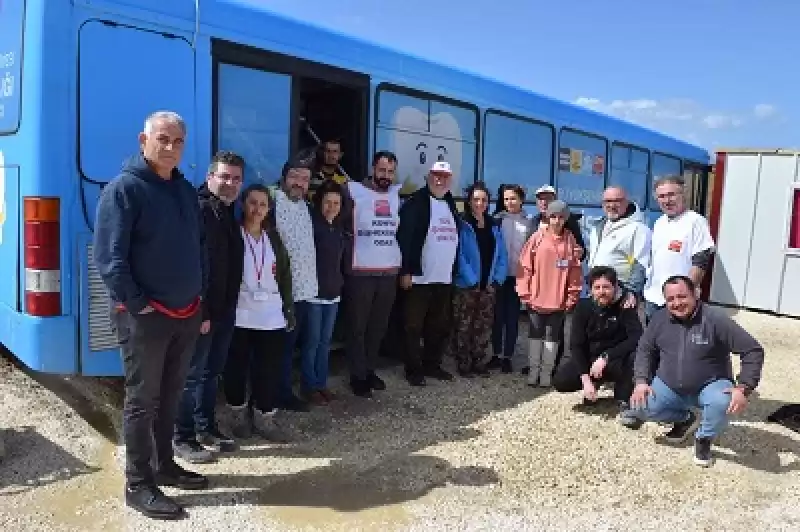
left=397, top=161, right=460, bottom=386
left=342, top=151, right=403, bottom=398
left=643, top=176, right=715, bottom=322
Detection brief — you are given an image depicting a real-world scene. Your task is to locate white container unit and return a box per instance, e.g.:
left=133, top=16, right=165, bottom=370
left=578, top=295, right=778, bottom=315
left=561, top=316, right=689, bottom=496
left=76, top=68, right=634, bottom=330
left=709, top=149, right=800, bottom=317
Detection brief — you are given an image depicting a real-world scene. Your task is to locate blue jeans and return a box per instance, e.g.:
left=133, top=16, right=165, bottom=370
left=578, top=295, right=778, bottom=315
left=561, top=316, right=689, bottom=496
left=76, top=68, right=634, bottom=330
left=634, top=376, right=734, bottom=439
left=281, top=301, right=310, bottom=401
left=491, top=277, right=520, bottom=359
left=300, top=302, right=339, bottom=392
left=174, top=313, right=235, bottom=442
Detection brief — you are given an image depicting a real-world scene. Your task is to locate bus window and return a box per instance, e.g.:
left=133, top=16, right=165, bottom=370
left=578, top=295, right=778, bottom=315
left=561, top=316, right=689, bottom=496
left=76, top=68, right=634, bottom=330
left=652, top=152, right=682, bottom=207
left=375, top=86, right=477, bottom=196
left=557, top=129, right=608, bottom=206
left=79, top=21, right=196, bottom=183
left=216, top=64, right=291, bottom=186
left=610, top=143, right=649, bottom=208
left=0, top=0, right=25, bottom=134
left=482, top=110, right=554, bottom=201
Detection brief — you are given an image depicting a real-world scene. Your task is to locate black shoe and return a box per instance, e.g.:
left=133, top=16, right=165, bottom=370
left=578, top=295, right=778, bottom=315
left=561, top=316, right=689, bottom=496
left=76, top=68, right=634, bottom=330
left=197, top=426, right=236, bottom=453
left=366, top=372, right=386, bottom=391
left=693, top=437, right=714, bottom=467
left=473, top=364, right=491, bottom=378
left=486, top=356, right=502, bottom=369
left=663, top=411, right=699, bottom=444
left=281, top=394, right=310, bottom=412
left=501, top=359, right=513, bottom=374
left=173, top=439, right=214, bottom=464
left=125, top=485, right=185, bottom=520
left=349, top=377, right=373, bottom=398
left=424, top=366, right=455, bottom=381
left=406, top=373, right=426, bottom=387
left=458, top=367, right=476, bottom=378
left=155, top=462, right=209, bottom=491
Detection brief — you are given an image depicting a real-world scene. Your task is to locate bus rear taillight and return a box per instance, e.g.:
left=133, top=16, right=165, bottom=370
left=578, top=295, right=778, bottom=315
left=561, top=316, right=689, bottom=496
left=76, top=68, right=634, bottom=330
left=23, top=197, right=61, bottom=316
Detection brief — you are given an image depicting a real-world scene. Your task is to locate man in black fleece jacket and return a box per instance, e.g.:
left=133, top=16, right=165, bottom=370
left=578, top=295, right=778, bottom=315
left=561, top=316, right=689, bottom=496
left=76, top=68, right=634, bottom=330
left=627, top=275, right=765, bottom=467
left=94, top=111, right=208, bottom=520
left=174, top=151, right=245, bottom=464
left=553, top=266, right=642, bottom=426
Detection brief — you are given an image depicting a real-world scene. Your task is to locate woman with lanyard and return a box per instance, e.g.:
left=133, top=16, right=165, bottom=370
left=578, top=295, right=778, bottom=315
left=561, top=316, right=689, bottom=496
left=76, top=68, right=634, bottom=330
left=223, top=184, right=295, bottom=442
left=516, top=200, right=583, bottom=388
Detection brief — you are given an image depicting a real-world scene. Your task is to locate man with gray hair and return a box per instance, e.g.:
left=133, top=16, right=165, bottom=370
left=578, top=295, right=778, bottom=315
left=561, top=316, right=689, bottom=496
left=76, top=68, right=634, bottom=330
left=94, top=111, right=208, bottom=520
left=642, top=176, right=715, bottom=322
left=587, top=186, right=652, bottom=316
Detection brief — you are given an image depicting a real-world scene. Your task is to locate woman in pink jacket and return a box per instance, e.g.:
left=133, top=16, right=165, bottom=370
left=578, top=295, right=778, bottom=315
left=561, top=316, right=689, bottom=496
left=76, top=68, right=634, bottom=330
left=516, top=200, right=583, bottom=387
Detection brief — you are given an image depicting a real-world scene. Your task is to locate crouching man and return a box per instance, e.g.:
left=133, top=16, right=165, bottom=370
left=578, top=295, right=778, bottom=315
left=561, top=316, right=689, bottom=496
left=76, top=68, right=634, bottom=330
left=626, top=275, right=765, bottom=467
left=552, top=266, right=642, bottom=425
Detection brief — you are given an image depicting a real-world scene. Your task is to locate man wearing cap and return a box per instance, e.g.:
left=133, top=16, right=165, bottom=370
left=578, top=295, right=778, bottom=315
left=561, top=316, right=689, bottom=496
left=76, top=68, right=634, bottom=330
left=397, top=161, right=461, bottom=386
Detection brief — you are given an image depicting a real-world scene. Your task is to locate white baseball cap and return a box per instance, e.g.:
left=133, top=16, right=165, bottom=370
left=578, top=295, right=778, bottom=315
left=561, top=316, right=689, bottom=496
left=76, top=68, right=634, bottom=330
left=430, top=161, right=452, bottom=174
left=535, top=184, right=556, bottom=197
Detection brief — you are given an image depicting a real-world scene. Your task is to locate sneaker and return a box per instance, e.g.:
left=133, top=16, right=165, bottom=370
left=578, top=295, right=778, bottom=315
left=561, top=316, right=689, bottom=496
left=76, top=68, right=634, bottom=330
left=617, top=402, right=644, bottom=429
left=350, top=377, right=373, bottom=398
left=663, top=411, right=699, bottom=444
left=424, top=366, right=454, bottom=381
left=306, top=390, right=328, bottom=406
left=253, top=409, right=293, bottom=444
left=173, top=440, right=214, bottom=464
left=228, top=405, right=252, bottom=439
left=125, top=485, right=185, bottom=520
left=486, top=356, right=502, bottom=370
left=366, top=372, right=386, bottom=391
left=473, top=364, right=491, bottom=378
left=197, top=427, right=236, bottom=453
left=155, top=462, right=209, bottom=490
left=281, top=394, right=310, bottom=412
left=693, top=437, right=714, bottom=467
left=319, top=388, right=337, bottom=401
left=501, top=359, right=513, bottom=374
left=458, top=366, right=476, bottom=378
left=406, top=372, right=426, bottom=387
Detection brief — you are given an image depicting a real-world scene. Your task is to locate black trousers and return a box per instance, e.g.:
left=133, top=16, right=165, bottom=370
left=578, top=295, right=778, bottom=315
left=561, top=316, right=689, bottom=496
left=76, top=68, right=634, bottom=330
left=344, top=275, right=397, bottom=380
left=403, top=283, right=453, bottom=376
left=223, top=327, right=285, bottom=413
left=552, top=351, right=635, bottom=401
left=111, top=308, right=201, bottom=489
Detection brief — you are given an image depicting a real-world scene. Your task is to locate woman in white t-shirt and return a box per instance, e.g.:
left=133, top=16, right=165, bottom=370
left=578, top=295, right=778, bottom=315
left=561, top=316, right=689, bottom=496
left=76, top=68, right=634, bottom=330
left=223, top=184, right=296, bottom=443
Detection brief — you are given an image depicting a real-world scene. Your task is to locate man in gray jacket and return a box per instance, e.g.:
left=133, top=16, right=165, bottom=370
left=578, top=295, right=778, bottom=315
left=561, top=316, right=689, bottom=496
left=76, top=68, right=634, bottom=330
left=626, top=275, right=764, bottom=467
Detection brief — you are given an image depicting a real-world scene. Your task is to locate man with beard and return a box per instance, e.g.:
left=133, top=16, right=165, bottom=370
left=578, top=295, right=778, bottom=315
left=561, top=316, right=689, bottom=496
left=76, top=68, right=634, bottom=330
left=552, top=266, right=643, bottom=426
left=627, top=275, right=764, bottom=467
left=272, top=156, right=318, bottom=411
left=173, top=151, right=245, bottom=463
left=310, top=139, right=348, bottom=197
left=397, top=161, right=460, bottom=386
left=342, top=151, right=402, bottom=397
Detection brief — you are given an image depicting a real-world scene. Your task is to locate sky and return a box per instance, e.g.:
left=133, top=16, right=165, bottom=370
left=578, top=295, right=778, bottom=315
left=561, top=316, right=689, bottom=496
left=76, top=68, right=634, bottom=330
left=263, top=0, right=797, bottom=151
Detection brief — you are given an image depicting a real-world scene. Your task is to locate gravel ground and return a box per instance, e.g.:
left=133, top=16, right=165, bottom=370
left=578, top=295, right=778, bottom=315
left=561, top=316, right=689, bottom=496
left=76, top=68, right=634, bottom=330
left=1, top=307, right=799, bottom=531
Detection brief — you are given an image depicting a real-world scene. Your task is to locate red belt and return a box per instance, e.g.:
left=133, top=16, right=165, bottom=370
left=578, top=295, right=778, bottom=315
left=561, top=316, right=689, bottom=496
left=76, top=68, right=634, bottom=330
left=115, top=296, right=200, bottom=318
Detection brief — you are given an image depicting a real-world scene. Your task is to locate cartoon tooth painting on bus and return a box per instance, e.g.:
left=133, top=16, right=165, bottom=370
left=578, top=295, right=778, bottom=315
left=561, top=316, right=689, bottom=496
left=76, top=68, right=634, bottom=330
left=384, top=105, right=463, bottom=195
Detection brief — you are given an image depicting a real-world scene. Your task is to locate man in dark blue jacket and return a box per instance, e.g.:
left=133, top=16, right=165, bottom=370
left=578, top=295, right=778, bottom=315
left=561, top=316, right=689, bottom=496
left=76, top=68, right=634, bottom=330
left=94, top=111, right=208, bottom=520
left=627, top=275, right=765, bottom=468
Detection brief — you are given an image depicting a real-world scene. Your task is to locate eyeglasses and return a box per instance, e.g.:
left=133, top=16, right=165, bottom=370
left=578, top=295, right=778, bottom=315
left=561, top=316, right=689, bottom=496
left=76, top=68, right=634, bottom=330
left=213, top=173, right=242, bottom=184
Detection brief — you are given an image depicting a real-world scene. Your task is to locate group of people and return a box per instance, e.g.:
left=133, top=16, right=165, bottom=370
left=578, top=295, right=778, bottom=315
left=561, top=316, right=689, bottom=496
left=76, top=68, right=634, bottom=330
left=93, top=110, right=766, bottom=521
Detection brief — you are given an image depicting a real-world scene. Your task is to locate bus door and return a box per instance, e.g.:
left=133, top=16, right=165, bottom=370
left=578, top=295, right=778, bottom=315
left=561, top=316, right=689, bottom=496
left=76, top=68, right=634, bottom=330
left=77, top=19, right=197, bottom=375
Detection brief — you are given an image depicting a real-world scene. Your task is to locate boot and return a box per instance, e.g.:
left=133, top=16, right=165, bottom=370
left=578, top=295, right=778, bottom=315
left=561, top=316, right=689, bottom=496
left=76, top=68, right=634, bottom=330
left=527, top=339, right=543, bottom=386
left=539, top=341, right=558, bottom=387
left=253, top=408, right=293, bottom=444
left=229, top=404, right=252, bottom=439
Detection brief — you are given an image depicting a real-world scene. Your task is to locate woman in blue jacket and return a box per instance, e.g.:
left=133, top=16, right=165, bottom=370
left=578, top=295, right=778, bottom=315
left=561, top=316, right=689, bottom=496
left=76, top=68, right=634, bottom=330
left=451, top=181, right=508, bottom=377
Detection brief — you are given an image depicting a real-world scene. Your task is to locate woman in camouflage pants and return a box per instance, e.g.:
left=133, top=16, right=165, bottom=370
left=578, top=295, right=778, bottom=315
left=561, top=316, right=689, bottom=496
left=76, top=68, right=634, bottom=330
left=450, top=182, right=508, bottom=377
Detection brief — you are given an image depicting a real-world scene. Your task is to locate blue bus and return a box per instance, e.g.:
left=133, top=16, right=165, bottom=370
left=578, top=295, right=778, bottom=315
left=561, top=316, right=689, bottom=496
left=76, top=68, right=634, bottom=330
left=0, top=0, right=710, bottom=376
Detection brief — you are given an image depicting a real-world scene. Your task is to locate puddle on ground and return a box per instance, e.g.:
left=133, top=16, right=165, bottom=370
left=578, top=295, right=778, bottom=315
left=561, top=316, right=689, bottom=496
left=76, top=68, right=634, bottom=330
left=35, top=440, right=123, bottom=531
left=258, top=471, right=418, bottom=530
